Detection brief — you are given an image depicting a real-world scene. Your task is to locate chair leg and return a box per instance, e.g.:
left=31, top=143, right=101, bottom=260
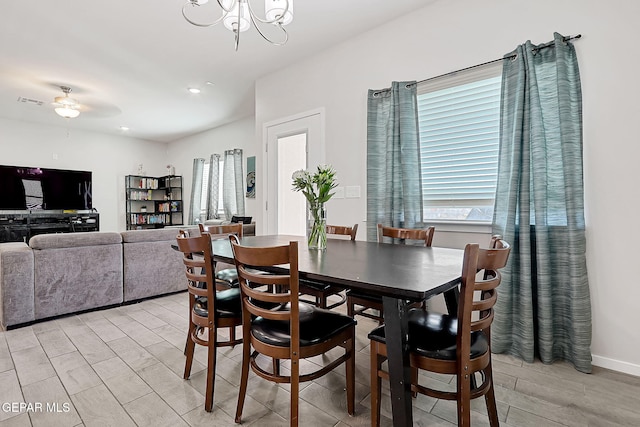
left=411, top=366, right=418, bottom=398
left=229, top=325, right=236, bottom=343
left=290, top=354, right=300, bottom=427
left=484, top=362, right=500, bottom=427
left=272, top=358, right=280, bottom=376
left=204, top=326, right=217, bottom=412
left=347, top=297, right=354, bottom=318
left=370, top=341, right=383, bottom=427
left=345, top=335, right=355, bottom=415
left=183, top=325, right=196, bottom=379
left=457, top=367, right=472, bottom=427
left=235, top=329, right=252, bottom=423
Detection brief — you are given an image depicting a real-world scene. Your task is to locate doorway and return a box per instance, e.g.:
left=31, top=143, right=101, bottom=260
left=264, top=109, right=325, bottom=235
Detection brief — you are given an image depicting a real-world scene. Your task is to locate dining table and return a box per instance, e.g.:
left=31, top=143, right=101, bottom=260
left=208, top=233, right=464, bottom=427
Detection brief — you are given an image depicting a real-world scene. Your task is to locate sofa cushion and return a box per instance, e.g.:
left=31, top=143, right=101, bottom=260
left=121, top=227, right=196, bottom=302
left=121, top=227, right=198, bottom=243
left=30, top=232, right=122, bottom=249
left=33, top=241, right=123, bottom=320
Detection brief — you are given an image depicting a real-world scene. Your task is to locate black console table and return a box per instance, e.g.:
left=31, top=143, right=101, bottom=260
left=0, top=212, right=99, bottom=243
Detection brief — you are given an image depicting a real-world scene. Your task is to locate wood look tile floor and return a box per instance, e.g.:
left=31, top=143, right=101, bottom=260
left=1, top=292, right=639, bottom=427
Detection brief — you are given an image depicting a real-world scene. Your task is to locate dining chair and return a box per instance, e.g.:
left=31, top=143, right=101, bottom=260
left=199, top=223, right=243, bottom=290
left=346, top=223, right=435, bottom=323
left=230, top=236, right=356, bottom=426
left=299, top=223, right=358, bottom=309
left=176, top=231, right=243, bottom=412
left=368, top=236, right=511, bottom=427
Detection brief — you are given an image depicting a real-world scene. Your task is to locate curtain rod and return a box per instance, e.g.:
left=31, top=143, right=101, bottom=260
left=373, top=34, right=582, bottom=96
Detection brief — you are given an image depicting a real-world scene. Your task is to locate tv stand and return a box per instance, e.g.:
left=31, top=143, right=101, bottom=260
left=0, top=212, right=100, bottom=243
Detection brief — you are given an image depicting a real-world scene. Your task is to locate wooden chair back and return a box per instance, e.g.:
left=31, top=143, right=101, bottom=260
left=230, top=235, right=299, bottom=323
left=326, top=223, right=358, bottom=241
left=457, top=237, right=511, bottom=363
left=176, top=231, right=216, bottom=317
left=377, top=223, right=435, bottom=246
left=199, top=222, right=243, bottom=238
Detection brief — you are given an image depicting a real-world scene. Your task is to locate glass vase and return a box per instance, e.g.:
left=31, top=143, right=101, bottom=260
left=307, top=202, right=327, bottom=250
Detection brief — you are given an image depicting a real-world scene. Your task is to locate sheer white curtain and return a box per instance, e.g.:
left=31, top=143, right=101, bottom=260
left=188, top=158, right=205, bottom=225
left=206, top=154, right=221, bottom=220
left=223, top=149, right=245, bottom=220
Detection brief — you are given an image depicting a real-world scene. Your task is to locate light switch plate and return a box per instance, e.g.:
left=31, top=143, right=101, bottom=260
left=333, top=187, right=345, bottom=199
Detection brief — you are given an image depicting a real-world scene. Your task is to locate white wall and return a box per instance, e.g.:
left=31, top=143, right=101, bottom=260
left=253, top=0, right=640, bottom=374
left=166, top=116, right=257, bottom=223
left=0, top=117, right=168, bottom=231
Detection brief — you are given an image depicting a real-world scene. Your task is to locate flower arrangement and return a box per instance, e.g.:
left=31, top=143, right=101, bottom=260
left=292, top=165, right=338, bottom=249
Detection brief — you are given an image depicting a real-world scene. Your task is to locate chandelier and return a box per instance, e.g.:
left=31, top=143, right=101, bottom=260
left=182, top=0, right=293, bottom=51
left=53, top=86, right=80, bottom=119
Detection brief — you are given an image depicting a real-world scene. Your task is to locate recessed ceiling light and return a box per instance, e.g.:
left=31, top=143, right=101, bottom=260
left=205, top=81, right=214, bottom=85
left=119, top=126, right=129, bottom=131
left=188, top=88, right=201, bottom=94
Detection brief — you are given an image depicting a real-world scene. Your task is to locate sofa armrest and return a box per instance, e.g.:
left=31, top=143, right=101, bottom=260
left=0, top=242, right=35, bottom=329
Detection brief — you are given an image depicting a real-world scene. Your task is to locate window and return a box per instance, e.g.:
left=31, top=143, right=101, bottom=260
left=417, top=62, right=502, bottom=223
left=200, top=159, right=224, bottom=219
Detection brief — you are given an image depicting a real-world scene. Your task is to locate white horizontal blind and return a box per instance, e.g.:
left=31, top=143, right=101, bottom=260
left=417, top=62, right=502, bottom=222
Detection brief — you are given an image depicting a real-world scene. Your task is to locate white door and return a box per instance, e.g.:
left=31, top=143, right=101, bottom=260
left=264, top=109, right=325, bottom=235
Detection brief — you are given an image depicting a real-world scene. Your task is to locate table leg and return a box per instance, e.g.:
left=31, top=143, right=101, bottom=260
left=382, top=296, right=413, bottom=427
left=443, top=287, right=459, bottom=315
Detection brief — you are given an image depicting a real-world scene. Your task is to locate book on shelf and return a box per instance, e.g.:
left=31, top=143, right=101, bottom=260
left=135, top=178, right=159, bottom=190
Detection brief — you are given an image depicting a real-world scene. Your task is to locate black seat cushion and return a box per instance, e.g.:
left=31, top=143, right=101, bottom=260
left=345, top=289, right=382, bottom=303
left=368, top=308, right=488, bottom=361
left=216, top=268, right=239, bottom=287
left=193, top=288, right=242, bottom=318
left=251, top=302, right=356, bottom=347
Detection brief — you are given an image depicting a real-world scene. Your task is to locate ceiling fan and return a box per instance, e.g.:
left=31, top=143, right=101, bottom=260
left=52, top=86, right=81, bottom=118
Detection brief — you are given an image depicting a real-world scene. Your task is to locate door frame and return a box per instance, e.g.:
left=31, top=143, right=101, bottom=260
left=263, top=108, right=326, bottom=235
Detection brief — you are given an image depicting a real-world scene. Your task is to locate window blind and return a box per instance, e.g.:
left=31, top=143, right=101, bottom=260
left=417, top=63, right=502, bottom=221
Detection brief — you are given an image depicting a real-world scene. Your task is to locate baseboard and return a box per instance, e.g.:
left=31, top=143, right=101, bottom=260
left=592, top=354, right=640, bottom=377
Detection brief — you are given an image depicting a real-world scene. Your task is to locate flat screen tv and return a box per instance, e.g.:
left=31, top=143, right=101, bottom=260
left=0, top=165, right=92, bottom=210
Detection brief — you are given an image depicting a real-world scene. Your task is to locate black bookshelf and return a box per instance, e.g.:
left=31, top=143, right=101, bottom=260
left=125, top=175, right=183, bottom=230
left=0, top=212, right=100, bottom=243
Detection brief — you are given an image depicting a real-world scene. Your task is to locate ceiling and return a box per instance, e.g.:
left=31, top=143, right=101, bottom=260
left=0, top=0, right=430, bottom=143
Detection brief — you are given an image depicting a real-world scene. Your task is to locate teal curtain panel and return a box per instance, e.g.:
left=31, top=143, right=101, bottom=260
left=492, top=33, right=592, bottom=373
left=366, top=81, right=423, bottom=241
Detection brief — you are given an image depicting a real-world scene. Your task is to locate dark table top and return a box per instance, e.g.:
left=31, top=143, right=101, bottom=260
left=211, top=234, right=463, bottom=301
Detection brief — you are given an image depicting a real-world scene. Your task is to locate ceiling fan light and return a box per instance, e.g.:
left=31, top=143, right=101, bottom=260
left=55, top=106, right=80, bottom=119
left=223, top=0, right=251, bottom=32
left=265, top=0, right=293, bottom=25
left=54, top=95, right=78, bottom=106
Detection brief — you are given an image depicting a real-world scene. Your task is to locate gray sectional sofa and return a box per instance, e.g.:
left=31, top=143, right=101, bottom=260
left=0, top=227, right=196, bottom=330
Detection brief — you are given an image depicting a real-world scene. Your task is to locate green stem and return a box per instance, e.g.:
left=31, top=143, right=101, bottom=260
left=308, top=203, right=326, bottom=249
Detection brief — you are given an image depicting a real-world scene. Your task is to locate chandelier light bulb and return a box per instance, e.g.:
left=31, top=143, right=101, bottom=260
left=265, top=0, right=293, bottom=25
left=223, top=1, right=251, bottom=33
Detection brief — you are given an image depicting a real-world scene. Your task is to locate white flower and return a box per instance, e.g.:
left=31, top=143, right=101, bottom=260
left=292, top=169, right=306, bottom=180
